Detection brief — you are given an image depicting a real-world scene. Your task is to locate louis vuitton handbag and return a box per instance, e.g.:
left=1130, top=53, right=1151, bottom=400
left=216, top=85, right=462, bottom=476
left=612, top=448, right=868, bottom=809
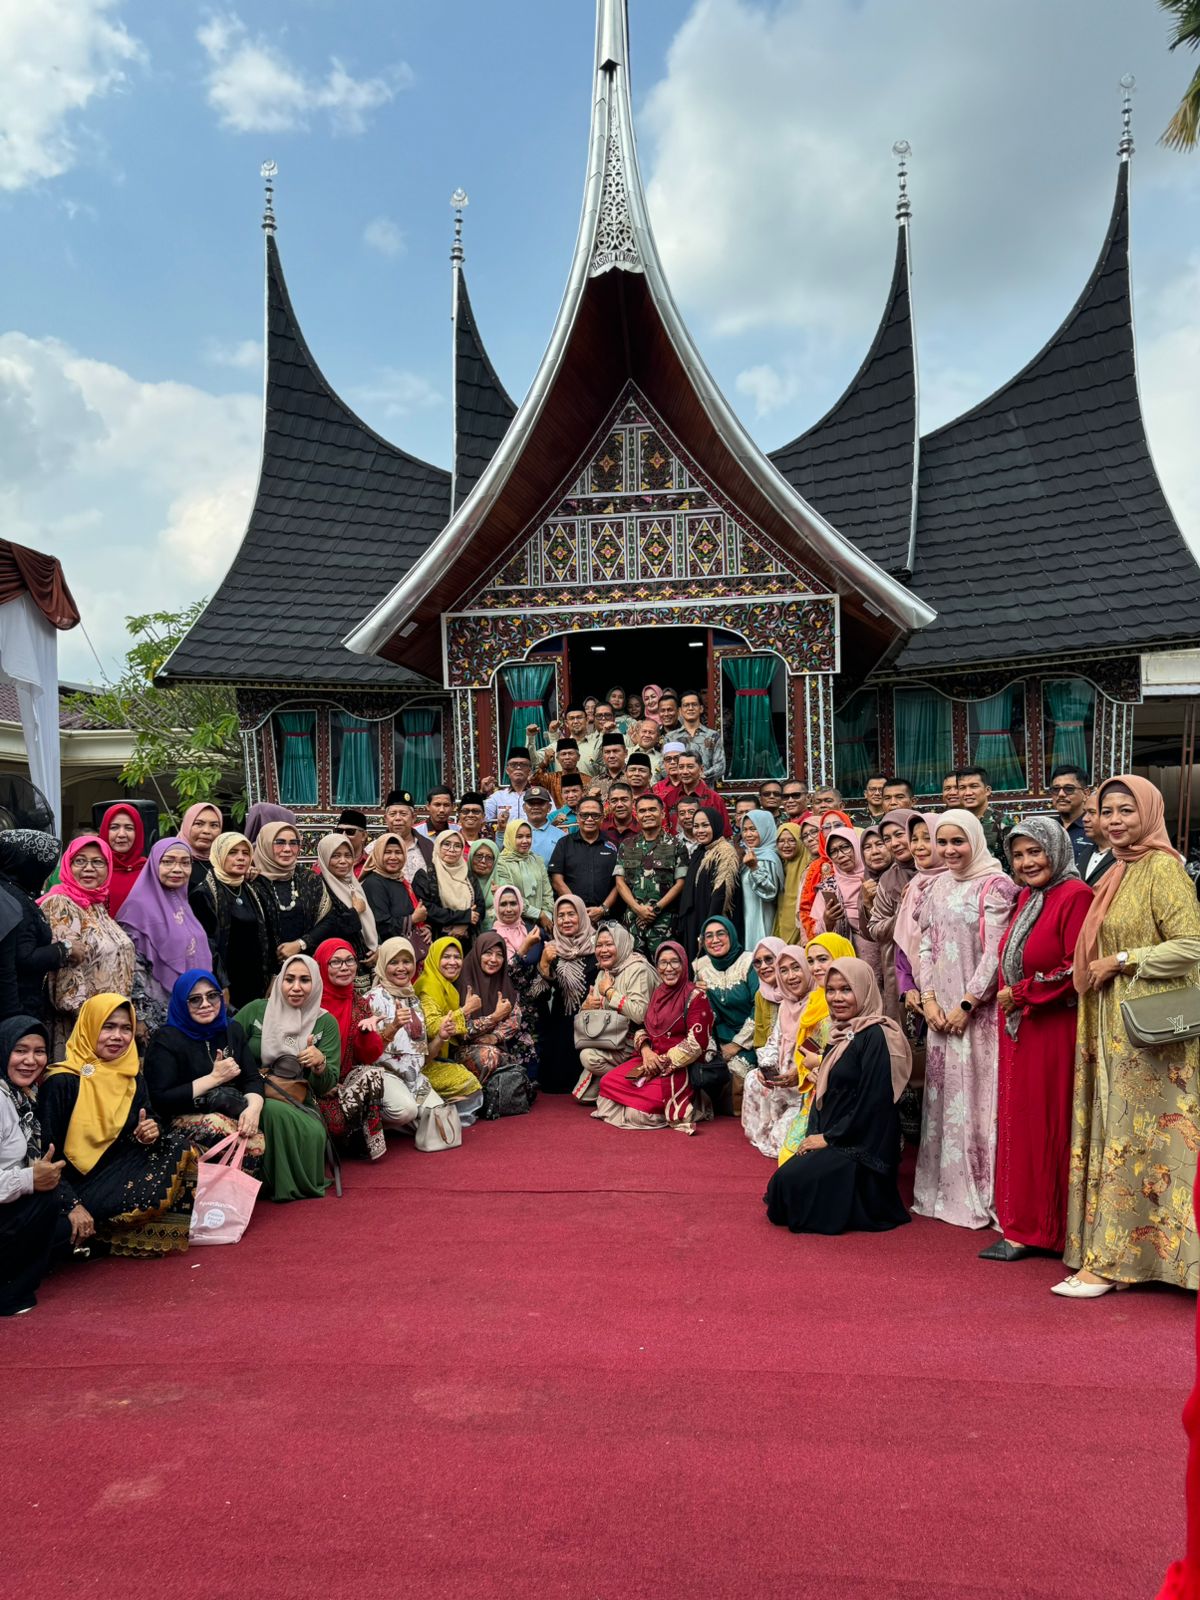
left=1121, top=986, right=1200, bottom=1050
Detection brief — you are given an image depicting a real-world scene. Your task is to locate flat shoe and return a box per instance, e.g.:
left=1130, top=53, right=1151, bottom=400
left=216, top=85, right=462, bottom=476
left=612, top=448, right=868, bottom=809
left=979, top=1239, right=1030, bottom=1261
left=1050, top=1274, right=1116, bottom=1298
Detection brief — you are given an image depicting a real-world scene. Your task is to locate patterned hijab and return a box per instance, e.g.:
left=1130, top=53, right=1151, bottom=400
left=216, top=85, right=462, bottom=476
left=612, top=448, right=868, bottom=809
left=548, top=894, right=595, bottom=1009
left=1000, top=815, right=1081, bottom=1038
left=0, top=1015, right=49, bottom=1161
left=0, top=829, right=61, bottom=896
left=210, top=831, right=254, bottom=889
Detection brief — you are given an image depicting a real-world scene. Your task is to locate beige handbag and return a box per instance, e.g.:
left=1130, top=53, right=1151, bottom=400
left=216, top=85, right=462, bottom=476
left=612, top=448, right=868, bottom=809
left=415, top=1088, right=463, bottom=1152
left=1121, top=987, right=1200, bottom=1050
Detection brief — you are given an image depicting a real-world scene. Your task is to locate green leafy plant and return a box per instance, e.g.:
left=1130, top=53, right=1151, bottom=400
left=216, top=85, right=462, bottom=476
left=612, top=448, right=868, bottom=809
left=1161, top=0, right=1200, bottom=150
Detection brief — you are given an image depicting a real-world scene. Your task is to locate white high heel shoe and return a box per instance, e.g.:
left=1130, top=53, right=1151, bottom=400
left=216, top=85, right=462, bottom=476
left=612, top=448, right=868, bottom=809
left=1050, top=1274, right=1119, bottom=1298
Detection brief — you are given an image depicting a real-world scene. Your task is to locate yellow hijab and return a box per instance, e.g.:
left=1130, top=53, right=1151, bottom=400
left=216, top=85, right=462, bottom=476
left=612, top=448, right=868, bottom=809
left=774, top=822, right=810, bottom=944
left=798, top=932, right=856, bottom=1037
left=413, top=936, right=463, bottom=1061
left=47, top=993, right=140, bottom=1174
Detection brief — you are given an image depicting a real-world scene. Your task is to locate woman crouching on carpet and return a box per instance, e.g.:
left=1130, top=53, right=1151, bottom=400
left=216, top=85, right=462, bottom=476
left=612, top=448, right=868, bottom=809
left=458, top=932, right=536, bottom=1118
left=311, top=940, right=387, bottom=1162
left=765, top=958, right=911, bottom=1234
left=592, top=942, right=713, bottom=1135
left=413, top=937, right=485, bottom=1126
left=38, top=996, right=197, bottom=1255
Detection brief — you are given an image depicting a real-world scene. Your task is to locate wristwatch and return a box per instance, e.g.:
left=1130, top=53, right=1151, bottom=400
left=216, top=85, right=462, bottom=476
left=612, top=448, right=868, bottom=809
left=959, top=998, right=974, bottom=1013
left=1116, top=950, right=1129, bottom=972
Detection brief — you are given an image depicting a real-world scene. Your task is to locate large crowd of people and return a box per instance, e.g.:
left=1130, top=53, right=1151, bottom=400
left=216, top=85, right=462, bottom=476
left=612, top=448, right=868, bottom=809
left=1, top=681, right=1198, bottom=1324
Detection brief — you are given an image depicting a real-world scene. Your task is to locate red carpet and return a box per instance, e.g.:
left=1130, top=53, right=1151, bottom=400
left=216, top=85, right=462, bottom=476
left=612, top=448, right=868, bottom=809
left=5, top=1097, right=1193, bottom=1599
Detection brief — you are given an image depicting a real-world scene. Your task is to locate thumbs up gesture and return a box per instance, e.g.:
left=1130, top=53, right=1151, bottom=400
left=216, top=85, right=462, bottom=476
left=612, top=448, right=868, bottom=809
left=298, top=1033, right=325, bottom=1070
left=134, top=1108, right=160, bottom=1145
left=32, top=1142, right=65, bottom=1191
left=462, top=987, right=483, bottom=1018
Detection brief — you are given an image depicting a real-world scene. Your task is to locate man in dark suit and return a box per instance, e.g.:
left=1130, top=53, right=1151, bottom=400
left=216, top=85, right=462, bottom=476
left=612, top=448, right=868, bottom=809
left=1080, top=789, right=1115, bottom=886
left=1049, top=764, right=1093, bottom=873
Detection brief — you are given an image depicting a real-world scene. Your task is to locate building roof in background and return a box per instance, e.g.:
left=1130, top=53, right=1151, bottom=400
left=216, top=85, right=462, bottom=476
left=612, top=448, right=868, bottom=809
left=453, top=269, right=518, bottom=511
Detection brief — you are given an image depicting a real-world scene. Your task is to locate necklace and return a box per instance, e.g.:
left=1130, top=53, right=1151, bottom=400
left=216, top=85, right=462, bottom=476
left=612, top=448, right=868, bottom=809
left=272, top=879, right=297, bottom=912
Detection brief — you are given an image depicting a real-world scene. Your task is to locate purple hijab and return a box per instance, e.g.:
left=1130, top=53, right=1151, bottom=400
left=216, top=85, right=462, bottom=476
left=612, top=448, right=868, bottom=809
left=117, top=836, right=210, bottom=992
left=245, top=802, right=298, bottom=844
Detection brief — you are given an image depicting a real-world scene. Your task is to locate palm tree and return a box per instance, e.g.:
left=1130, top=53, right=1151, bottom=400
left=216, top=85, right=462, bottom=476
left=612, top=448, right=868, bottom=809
left=1160, top=0, right=1200, bottom=150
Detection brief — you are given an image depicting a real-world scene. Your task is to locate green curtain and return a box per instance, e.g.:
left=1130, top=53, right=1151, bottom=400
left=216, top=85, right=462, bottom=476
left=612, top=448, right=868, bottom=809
left=894, top=687, right=953, bottom=796
left=1045, top=679, right=1095, bottom=774
left=971, top=685, right=1025, bottom=790
left=834, top=691, right=877, bottom=796
left=277, top=711, right=318, bottom=806
left=334, top=713, right=378, bottom=807
left=502, top=664, right=554, bottom=759
left=723, top=656, right=785, bottom=779
left=400, top=707, right=441, bottom=801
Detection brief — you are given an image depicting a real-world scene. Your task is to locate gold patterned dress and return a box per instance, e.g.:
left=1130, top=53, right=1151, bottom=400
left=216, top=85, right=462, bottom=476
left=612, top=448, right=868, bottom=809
left=1066, top=851, right=1200, bottom=1289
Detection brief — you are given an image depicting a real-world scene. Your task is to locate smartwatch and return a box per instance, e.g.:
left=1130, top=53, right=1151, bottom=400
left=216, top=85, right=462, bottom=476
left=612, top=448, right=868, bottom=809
left=959, top=998, right=974, bottom=1014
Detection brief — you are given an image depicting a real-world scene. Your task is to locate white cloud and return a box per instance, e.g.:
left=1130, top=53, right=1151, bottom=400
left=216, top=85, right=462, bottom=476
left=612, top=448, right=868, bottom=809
left=0, top=331, right=261, bottom=678
left=1139, top=256, right=1200, bottom=561
left=735, top=363, right=801, bottom=418
left=0, top=0, right=144, bottom=191
left=350, top=367, right=441, bottom=421
left=198, top=11, right=409, bottom=136
left=204, top=337, right=263, bottom=371
left=363, top=216, right=405, bottom=258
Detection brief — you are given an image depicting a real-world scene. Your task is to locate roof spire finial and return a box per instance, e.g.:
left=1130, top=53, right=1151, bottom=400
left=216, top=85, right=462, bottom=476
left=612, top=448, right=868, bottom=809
left=1118, top=73, right=1135, bottom=161
left=892, top=140, right=912, bottom=223
left=261, top=159, right=277, bottom=234
left=450, top=188, right=468, bottom=265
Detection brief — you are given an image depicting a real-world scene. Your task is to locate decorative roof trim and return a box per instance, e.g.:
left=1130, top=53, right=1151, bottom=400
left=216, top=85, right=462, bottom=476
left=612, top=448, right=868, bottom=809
left=345, top=0, right=935, bottom=662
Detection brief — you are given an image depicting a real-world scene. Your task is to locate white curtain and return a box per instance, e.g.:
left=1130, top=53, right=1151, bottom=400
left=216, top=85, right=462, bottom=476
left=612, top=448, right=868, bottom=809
left=0, top=593, right=61, bottom=832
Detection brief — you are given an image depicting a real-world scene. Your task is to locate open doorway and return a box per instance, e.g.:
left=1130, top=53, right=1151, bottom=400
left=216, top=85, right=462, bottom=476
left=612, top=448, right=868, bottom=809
left=565, top=625, right=712, bottom=710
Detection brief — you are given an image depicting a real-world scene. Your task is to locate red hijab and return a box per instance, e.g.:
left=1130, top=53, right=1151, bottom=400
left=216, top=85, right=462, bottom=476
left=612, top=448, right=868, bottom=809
left=643, top=941, right=703, bottom=1047
left=314, top=938, right=357, bottom=1055
left=99, top=804, right=147, bottom=914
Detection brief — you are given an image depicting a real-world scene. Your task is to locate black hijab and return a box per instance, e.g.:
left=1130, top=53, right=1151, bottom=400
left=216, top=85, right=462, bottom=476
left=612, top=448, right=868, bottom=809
left=0, top=1014, right=50, bottom=1160
left=0, top=829, right=62, bottom=896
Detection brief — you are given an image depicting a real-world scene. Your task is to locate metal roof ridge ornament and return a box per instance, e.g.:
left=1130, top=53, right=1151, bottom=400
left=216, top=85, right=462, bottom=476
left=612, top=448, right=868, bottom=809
left=892, top=139, right=912, bottom=224
left=590, top=131, right=641, bottom=275
left=1118, top=73, right=1135, bottom=162
left=450, top=187, right=468, bottom=265
left=261, top=159, right=277, bottom=234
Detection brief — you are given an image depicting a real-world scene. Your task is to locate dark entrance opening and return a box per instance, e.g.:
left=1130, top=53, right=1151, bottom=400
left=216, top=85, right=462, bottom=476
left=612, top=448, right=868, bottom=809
left=565, top=625, right=711, bottom=712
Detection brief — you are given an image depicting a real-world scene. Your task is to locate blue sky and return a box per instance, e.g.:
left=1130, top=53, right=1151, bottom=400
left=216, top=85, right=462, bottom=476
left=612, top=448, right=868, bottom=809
left=2, top=0, right=1198, bottom=680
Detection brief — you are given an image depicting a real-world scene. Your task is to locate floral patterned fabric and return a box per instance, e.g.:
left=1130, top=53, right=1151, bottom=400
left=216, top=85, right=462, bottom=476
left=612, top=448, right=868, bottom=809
left=1067, top=852, right=1200, bottom=1288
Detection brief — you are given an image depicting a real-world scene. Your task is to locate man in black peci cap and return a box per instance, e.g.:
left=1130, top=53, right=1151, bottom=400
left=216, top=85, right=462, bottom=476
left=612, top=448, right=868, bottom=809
left=382, top=789, right=433, bottom=876
left=332, top=808, right=370, bottom=875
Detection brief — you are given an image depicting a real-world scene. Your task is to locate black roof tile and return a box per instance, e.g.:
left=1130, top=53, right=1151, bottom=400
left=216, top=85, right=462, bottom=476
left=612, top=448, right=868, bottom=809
left=160, top=235, right=451, bottom=688
left=453, top=270, right=517, bottom=510
left=895, top=163, right=1200, bottom=673
left=770, top=224, right=918, bottom=575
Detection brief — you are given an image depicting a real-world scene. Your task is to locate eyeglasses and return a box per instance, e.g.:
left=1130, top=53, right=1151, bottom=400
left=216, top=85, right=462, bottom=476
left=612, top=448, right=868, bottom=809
left=275, top=838, right=300, bottom=849
left=752, top=956, right=774, bottom=968
left=327, top=956, right=357, bottom=970
left=1050, top=784, right=1080, bottom=796
left=188, top=992, right=221, bottom=1010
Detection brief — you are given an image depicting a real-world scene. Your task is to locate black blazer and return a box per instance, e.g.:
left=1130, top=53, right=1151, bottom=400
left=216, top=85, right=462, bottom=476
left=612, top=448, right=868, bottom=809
left=1084, top=850, right=1116, bottom=887
left=411, top=867, right=484, bottom=944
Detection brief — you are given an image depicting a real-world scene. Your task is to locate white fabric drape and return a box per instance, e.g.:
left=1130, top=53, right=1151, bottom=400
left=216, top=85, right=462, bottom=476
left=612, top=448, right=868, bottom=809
left=0, top=593, right=61, bottom=831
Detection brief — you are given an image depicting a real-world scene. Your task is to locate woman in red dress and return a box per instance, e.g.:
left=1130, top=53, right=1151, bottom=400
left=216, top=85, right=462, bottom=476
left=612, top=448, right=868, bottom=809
left=980, top=815, right=1092, bottom=1261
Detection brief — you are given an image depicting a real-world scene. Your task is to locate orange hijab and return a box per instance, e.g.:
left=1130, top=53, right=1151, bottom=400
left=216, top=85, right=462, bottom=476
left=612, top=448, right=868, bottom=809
left=1073, top=775, right=1177, bottom=993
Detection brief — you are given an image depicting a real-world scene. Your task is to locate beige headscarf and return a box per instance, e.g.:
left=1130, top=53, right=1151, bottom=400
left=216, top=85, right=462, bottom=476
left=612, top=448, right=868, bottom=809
left=431, top=829, right=474, bottom=912
left=260, top=954, right=326, bottom=1067
left=814, top=957, right=912, bottom=1107
left=361, top=832, right=408, bottom=880
left=316, top=833, right=379, bottom=952
left=1073, top=775, right=1180, bottom=993
left=373, top=935, right=418, bottom=998
left=253, top=820, right=300, bottom=882
left=210, top=831, right=254, bottom=889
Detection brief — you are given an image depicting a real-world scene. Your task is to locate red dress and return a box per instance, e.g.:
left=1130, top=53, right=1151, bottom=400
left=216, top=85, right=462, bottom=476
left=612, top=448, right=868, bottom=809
left=1158, top=1167, right=1200, bottom=1599
left=994, top=878, right=1092, bottom=1252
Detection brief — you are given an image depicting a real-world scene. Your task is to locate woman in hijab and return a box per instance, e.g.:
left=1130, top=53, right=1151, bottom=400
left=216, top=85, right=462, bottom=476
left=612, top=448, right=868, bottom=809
left=492, top=885, right=536, bottom=962
left=592, top=941, right=713, bottom=1134
left=459, top=931, right=534, bottom=1118
left=693, top=916, right=758, bottom=1114
left=741, top=945, right=816, bottom=1159
left=1059, top=776, right=1200, bottom=1297
left=641, top=684, right=664, bottom=725
left=572, top=921, right=660, bottom=1104
left=776, top=932, right=859, bottom=1165
left=41, top=837, right=137, bottom=1055
left=492, top=821, right=555, bottom=930
left=315, top=834, right=379, bottom=961
left=412, top=830, right=483, bottom=947
left=0, top=830, right=75, bottom=1023
left=412, top=936, right=485, bottom=1123
left=893, top=814, right=947, bottom=1010
left=190, top=832, right=273, bottom=1009
left=177, top=802, right=224, bottom=892
left=38, top=995, right=197, bottom=1254
left=798, top=808, right=855, bottom=941
left=143, top=970, right=266, bottom=1172
left=98, top=804, right=148, bottom=916
left=521, top=895, right=598, bottom=1094
left=979, top=817, right=1092, bottom=1263
left=765, top=957, right=911, bottom=1235
left=913, top=810, right=1017, bottom=1230
left=363, top=936, right=429, bottom=1131
left=244, top=802, right=297, bottom=844
left=773, top=822, right=809, bottom=945
left=360, top=832, right=425, bottom=954
left=677, top=805, right=742, bottom=966
left=252, top=821, right=344, bottom=965
left=739, top=809, right=784, bottom=950
left=119, top=837, right=209, bottom=1034
left=749, top=936, right=786, bottom=1061
left=866, top=809, right=921, bottom=1022
left=311, top=940, right=386, bottom=1162
left=235, top=954, right=341, bottom=1201
left=811, top=826, right=874, bottom=953
left=0, top=1016, right=71, bottom=1315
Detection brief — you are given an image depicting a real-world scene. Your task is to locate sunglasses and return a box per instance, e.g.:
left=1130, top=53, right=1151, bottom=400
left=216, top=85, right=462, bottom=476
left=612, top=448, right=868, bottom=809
left=188, top=992, right=221, bottom=1010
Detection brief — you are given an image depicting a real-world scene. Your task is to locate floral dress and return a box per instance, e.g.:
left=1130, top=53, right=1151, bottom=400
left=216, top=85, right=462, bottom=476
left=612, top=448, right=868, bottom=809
left=364, top=987, right=431, bottom=1128
left=42, top=897, right=137, bottom=1056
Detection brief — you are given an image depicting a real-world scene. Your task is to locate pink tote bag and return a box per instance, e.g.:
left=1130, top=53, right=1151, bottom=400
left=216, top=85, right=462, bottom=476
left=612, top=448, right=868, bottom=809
left=189, top=1132, right=262, bottom=1245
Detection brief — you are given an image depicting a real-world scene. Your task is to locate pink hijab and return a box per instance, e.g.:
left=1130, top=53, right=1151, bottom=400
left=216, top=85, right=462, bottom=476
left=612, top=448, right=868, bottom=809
left=641, top=684, right=664, bottom=724
left=492, top=883, right=529, bottom=959
left=178, top=802, right=223, bottom=860
left=825, top=826, right=867, bottom=931
left=814, top=957, right=912, bottom=1107
left=40, top=835, right=113, bottom=910
left=892, top=813, right=947, bottom=971
left=752, top=936, right=788, bottom=1003
left=774, top=944, right=812, bottom=1081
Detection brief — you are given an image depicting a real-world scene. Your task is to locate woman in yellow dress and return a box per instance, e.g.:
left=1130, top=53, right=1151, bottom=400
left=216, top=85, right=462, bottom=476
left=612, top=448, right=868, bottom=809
left=413, top=937, right=485, bottom=1126
left=776, top=932, right=856, bottom=1165
left=1059, top=775, right=1200, bottom=1298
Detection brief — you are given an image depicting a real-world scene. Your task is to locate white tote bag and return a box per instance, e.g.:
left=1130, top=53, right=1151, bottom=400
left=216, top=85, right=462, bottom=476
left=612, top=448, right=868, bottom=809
left=415, top=1088, right=463, bottom=1152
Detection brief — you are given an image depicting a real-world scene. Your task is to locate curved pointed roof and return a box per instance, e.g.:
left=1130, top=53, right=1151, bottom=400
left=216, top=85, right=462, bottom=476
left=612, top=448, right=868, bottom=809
left=346, top=0, right=935, bottom=677
left=453, top=268, right=517, bottom=510
left=895, top=160, right=1200, bottom=672
left=770, top=223, right=919, bottom=577
left=161, top=233, right=450, bottom=686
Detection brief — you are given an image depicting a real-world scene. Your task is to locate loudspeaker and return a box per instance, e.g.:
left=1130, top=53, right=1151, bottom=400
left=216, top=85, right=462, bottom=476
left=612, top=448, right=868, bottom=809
left=91, top=798, right=161, bottom=851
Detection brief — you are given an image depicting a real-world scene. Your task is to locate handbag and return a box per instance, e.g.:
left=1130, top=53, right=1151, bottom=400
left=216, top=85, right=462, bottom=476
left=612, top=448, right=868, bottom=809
left=1121, top=987, right=1200, bottom=1050
left=573, top=1001, right=630, bottom=1051
left=189, top=1132, right=261, bottom=1245
left=415, top=1088, right=463, bottom=1152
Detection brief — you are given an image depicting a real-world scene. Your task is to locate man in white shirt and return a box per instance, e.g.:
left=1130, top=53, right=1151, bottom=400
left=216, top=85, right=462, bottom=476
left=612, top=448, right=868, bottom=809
left=485, top=751, right=535, bottom=825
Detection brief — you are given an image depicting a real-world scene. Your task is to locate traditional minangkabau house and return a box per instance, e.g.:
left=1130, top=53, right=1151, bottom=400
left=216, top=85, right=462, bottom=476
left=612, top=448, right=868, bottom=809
left=162, top=3, right=1200, bottom=833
